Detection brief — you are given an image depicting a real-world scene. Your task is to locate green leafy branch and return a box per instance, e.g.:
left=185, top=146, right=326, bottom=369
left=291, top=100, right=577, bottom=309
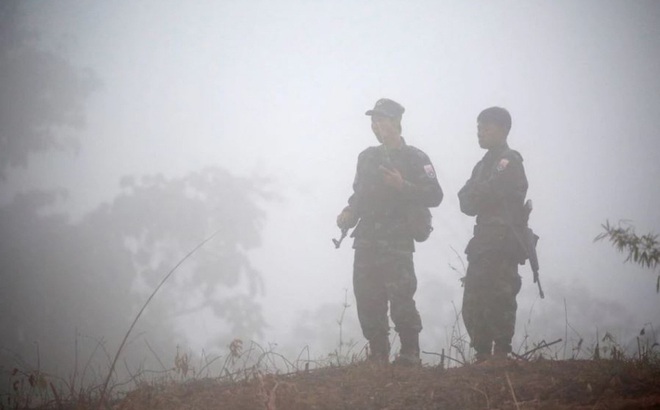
left=595, top=220, right=659, bottom=270
left=595, top=220, right=660, bottom=292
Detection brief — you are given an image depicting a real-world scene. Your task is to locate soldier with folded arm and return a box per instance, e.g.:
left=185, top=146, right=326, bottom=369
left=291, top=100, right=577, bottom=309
left=458, top=106, right=529, bottom=363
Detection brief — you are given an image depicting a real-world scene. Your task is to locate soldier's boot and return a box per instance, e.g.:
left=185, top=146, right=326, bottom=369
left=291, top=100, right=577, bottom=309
left=473, top=340, right=493, bottom=364
left=368, top=336, right=390, bottom=363
left=493, top=340, right=512, bottom=361
left=474, top=351, right=491, bottom=364
left=394, top=331, right=421, bottom=366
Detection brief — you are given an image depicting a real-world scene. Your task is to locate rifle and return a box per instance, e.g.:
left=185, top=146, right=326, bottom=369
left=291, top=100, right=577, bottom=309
left=333, top=227, right=349, bottom=249
left=522, top=200, right=544, bottom=299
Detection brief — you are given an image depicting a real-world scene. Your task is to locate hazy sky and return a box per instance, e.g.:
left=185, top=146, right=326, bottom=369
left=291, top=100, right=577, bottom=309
left=7, top=0, right=660, bottom=355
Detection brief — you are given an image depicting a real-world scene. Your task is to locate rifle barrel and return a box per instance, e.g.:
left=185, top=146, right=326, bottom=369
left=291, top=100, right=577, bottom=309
left=536, top=275, right=545, bottom=299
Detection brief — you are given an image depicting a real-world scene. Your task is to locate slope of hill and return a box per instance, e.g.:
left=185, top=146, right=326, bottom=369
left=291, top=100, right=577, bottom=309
left=115, top=358, right=660, bottom=410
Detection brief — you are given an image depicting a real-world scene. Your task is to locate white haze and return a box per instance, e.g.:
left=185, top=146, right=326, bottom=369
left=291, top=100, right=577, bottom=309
left=6, top=1, right=660, bottom=360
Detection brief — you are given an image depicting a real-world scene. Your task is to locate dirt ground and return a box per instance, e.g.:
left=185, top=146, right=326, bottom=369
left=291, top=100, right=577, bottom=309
left=114, top=358, right=660, bottom=410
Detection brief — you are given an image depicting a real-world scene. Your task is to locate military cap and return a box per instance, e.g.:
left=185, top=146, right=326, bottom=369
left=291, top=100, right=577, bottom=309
left=365, top=98, right=405, bottom=120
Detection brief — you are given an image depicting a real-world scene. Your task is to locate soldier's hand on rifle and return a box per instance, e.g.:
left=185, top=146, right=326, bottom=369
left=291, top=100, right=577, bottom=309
left=379, top=165, right=404, bottom=191
left=337, top=208, right=358, bottom=229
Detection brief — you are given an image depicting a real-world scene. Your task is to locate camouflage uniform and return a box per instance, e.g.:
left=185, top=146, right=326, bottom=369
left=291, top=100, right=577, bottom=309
left=458, top=143, right=528, bottom=358
left=346, top=141, right=443, bottom=359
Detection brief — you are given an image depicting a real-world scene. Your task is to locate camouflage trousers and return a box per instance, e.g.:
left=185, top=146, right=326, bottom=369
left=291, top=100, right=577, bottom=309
left=462, top=251, right=521, bottom=356
left=353, top=248, right=422, bottom=342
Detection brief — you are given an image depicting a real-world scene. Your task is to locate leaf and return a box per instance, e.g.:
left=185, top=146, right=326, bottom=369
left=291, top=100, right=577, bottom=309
left=596, top=220, right=660, bottom=280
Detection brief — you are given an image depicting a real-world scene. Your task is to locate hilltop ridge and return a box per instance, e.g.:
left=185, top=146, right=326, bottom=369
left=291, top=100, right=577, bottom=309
left=114, top=358, right=660, bottom=410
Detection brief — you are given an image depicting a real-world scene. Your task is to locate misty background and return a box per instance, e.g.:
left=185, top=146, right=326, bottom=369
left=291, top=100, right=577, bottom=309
left=1, top=0, right=659, bottom=386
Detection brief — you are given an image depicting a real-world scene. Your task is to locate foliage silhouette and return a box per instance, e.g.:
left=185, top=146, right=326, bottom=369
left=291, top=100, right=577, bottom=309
left=0, top=0, right=99, bottom=179
left=595, top=220, right=660, bottom=291
left=0, top=167, right=271, bottom=395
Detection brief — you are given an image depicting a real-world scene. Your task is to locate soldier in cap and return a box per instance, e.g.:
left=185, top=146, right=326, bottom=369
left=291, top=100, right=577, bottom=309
left=337, top=98, right=443, bottom=365
left=458, top=106, right=529, bottom=363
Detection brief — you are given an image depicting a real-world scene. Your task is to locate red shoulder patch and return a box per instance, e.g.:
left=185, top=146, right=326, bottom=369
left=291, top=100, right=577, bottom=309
left=496, top=158, right=509, bottom=172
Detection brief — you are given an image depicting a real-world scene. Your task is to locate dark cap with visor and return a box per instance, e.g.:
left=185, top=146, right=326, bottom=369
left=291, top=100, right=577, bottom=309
left=365, top=98, right=405, bottom=120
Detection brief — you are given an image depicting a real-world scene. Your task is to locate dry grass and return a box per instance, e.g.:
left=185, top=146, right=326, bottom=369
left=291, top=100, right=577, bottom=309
left=5, top=335, right=660, bottom=410
left=112, top=358, right=660, bottom=410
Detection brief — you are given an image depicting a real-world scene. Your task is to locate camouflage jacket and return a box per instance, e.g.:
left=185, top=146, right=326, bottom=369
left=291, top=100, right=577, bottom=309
left=458, top=143, right=528, bottom=260
left=346, top=139, right=443, bottom=252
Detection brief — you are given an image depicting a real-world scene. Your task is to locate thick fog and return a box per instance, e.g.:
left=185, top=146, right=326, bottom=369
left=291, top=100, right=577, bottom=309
left=2, top=0, right=659, bottom=383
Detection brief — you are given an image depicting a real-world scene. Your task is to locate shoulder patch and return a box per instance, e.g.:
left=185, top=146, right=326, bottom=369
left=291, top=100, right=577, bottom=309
left=424, top=164, right=436, bottom=178
left=496, top=158, right=509, bottom=172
